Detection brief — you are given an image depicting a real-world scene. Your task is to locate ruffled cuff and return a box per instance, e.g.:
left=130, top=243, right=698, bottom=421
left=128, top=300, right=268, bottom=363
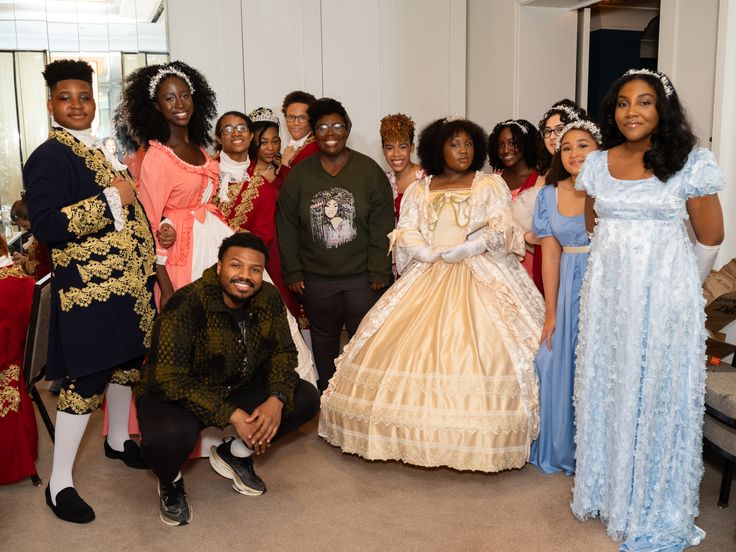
left=102, top=187, right=125, bottom=231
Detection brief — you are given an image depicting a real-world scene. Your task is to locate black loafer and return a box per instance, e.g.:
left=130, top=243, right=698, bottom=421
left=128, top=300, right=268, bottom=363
left=104, top=439, right=148, bottom=469
left=45, top=486, right=95, bottom=523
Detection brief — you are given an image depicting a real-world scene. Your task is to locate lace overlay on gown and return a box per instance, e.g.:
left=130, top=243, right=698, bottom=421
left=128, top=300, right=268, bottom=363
left=319, top=174, right=544, bottom=472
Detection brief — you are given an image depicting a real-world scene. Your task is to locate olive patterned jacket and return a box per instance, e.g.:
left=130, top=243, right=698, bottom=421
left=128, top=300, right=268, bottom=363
left=136, top=265, right=299, bottom=428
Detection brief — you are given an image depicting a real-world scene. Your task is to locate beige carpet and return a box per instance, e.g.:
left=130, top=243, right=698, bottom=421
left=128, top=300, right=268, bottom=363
left=1, top=387, right=734, bottom=552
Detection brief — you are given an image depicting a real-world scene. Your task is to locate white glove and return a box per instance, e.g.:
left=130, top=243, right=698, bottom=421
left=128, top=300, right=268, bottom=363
left=409, top=246, right=442, bottom=264
left=693, top=240, right=719, bottom=284
left=440, top=237, right=487, bottom=263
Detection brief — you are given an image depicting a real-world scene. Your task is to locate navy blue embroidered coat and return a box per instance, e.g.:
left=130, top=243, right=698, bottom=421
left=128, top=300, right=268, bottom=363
left=24, top=128, right=157, bottom=380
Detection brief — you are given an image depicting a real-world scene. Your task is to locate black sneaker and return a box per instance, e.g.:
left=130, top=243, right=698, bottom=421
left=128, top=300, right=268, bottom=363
left=209, top=437, right=267, bottom=495
left=158, top=478, right=192, bottom=526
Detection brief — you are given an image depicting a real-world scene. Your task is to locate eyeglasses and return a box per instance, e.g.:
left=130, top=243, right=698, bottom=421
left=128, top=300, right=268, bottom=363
left=315, top=122, right=348, bottom=135
left=542, top=124, right=566, bottom=139
left=285, top=114, right=309, bottom=123
left=220, top=124, right=249, bottom=135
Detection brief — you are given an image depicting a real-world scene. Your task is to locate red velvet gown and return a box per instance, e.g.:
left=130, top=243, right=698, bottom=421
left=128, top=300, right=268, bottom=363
left=0, top=264, right=38, bottom=484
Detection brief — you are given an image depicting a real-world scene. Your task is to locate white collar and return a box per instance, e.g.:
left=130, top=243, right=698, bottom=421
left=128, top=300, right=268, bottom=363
left=0, top=255, right=14, bottom=268
left=217, top=150, right=250, bottom=203
left=52, top=118, right=128, bottom=172
left=287, top=132, right=311, bottom=149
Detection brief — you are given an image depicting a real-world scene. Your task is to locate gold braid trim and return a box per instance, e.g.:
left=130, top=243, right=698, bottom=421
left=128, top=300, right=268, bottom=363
left=57, top=387, right=103, bottom=414
left=61, top=196, right=111, bottom=237
left=220, top=175, right=266, bottom=231
left=294, top=134, right=315, bottom=157
left=0, top=265, right=26, bottom=280
left=48, top=129, right=156, bottom=345
left=109, top=367, right=140, bottom=385
left=0, top=364, right=21, bottom=417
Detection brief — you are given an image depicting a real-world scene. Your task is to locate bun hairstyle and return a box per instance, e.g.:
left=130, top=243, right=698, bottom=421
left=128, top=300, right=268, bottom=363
left=42, top=59, right=94, bottom=91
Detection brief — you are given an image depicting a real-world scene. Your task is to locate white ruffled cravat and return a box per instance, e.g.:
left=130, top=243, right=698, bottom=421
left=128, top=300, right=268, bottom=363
left=217, top=150, right=250, bottom=203
left=51, top=118, right=128, bottom=172
left=287, top=132, right=311, bottom=149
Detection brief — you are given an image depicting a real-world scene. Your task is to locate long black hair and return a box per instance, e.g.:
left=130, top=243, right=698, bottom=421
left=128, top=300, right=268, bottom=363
left=417, top=117, right=487, bottom=176
left=600, top=70, right=696, bottom=181
left=115, top=61, right=217, bottom=149
left=487, top=119, right=542, bottom=172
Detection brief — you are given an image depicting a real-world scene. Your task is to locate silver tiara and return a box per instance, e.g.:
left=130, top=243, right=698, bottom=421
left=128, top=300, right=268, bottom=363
left=554, top=120, right=602, bottom=152
left=544, top=104, right=581, bottom=124
left=443, top=115, right=463, bottom=123
left=623, top=68, right=674, bottom=98
left=502, top=119, right=528, bottom=135
left=249, top=107, right=279, bottom=125
left=148, top=66, right=195, bottom=99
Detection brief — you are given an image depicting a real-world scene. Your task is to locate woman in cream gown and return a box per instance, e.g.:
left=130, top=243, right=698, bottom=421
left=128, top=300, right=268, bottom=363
left=319, top=117, right=544, bottom=472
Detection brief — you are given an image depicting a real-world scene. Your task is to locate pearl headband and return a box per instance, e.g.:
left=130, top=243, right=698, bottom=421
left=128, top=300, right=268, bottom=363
left=542, top=104, right=581, bottom=125
left=148, top=67, right=195, bottom=99
left=501, top=119, right=528, bottom=135
left=623, top=68, right=674, bottom=98
left=554, top=120, right=602, bottom=152
left=443, top=115, right=463, bottom=124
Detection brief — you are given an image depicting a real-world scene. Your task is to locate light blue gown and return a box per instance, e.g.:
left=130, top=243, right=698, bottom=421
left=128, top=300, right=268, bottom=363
left=529, top=183, right=589, bottom=475
left=571, top=149, right=725, bottom=552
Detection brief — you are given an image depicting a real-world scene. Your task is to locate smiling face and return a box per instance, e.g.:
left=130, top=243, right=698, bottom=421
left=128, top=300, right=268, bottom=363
left=256, top=126, right=281, bottom=164
left=217, top=246, right=264, bottom=308
left=382, top=139, right=414, bottom=174
left=614, top=78, right=660, bottom=145
left=496, top=127, right=521, bottom=168
left=443, top=130, right=474, bottom=175
left=560, top=129, right=598, bottom=178
left=47, top=79, right=96, bottom=130
left=542, top=113, right=564, bottom=155
left=315, top=113, right=349, bottom=158
left=217, top=114, right=252, bottom=157
left=285, top=102, right=311, bottom=141
left=154, top=76, right=193, bottom=129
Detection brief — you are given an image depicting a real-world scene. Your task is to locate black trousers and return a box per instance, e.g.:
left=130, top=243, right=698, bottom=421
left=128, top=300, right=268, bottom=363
left=301, top=274, right=382, bottom=392
left=136, top=378, right=319, bottom=484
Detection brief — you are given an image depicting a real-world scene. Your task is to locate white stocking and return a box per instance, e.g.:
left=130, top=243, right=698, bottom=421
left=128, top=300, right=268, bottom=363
left=105, top=383, right=132, bottom=451
left=49, top=411, right=91, bottom=504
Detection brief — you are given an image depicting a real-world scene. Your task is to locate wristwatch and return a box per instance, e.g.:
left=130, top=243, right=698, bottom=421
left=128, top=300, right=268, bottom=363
left=269, top=391, right=287, bottom=404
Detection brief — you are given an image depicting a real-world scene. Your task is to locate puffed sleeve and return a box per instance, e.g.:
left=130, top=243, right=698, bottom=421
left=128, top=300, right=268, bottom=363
left=575, top=149, right=603, bottom=197
left=532, top=185, right=553, bottom=239
left=388, top=179, right=431, bottom=274
left=679, top=148, right=725, bottom=199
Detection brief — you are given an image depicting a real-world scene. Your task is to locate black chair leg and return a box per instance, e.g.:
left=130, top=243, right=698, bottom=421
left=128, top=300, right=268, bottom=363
left=30, top=385, right=55, bottom=443
left=718, top=458, right=734, bottom=508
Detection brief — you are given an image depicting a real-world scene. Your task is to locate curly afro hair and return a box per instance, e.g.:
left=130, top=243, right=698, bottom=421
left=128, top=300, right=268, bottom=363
left=380, top=113, right=416, bottom=145
left=537, top=99, right=587, bottom=173
left=281, top=90, right=317, bottom=115
left=115, top=61, right=217, bottom=150
left=213, top=111, right=253, bottom=153
left=487, top=119, right=542, bottom=172
left=600, top=70, right=695, bottom=182
left=307, top=98, right=352, bottom=133
left=417, top=117, right=487, bottom=176
left=43, top=59, right=93, bottom=91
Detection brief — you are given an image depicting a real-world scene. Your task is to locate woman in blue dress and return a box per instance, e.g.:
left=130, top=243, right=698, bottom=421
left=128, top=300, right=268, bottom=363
left=572, top=69, right=725, bottom=551
left=529, top=118, right=602, bottom=474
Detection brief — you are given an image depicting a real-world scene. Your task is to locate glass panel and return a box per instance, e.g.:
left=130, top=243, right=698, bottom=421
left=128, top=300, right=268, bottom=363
left=79, top=22, right=110, bottom=51
left=0, top=52, right=22, bottom=239
left=15, top=51, right=47, bottom=164
left=109, top=22, right=137, bottom=51
left=13, top=0, right=46, bottom=21
left=0, top=20, right=17, bottom=48
left=0, top=1, right=14, bottom=21
left=122, top=52, right=145, bottom=79
left=15, top=20, right=48, bottom=49
left=48, top=21, right=80, bottom=51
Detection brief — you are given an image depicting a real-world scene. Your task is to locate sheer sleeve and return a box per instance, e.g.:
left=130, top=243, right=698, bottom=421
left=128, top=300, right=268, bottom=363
left=679, top=148, right=725, bottom=199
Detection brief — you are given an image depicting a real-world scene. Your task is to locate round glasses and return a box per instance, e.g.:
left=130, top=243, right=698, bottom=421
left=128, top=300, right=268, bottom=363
left=220, top=124, right=249, bottom=135
left=542, top=124, right=566, bottom=139
left=315, top=122, right=348, bottom=135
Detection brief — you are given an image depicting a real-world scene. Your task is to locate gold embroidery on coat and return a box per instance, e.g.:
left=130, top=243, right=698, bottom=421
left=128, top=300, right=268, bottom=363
left=0, top=364, right=21, bottom=417
left=61, top=196, right=111, bottom=237
left=109, top=368, right=140, bottom=385
left=218, top=175, right=266, bottom=231
left=48, top=129, right=156, bottom=345
left=57, top=388, right=103, bottom=414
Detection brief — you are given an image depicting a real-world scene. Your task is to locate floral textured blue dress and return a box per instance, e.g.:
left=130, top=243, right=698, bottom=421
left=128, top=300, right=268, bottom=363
left=529, top=183, right=589, bottom=475
left=571, top=148, right=725, bottom=552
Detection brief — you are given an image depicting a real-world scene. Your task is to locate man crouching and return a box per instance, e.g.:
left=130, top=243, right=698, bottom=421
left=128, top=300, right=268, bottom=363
left=135, top=232, right=320, bottom=526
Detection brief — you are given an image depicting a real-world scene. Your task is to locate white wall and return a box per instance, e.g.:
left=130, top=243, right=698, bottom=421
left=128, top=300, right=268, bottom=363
left=467, top=1, right=577, bottom=134
left=169, top=0, right=466, bottom=167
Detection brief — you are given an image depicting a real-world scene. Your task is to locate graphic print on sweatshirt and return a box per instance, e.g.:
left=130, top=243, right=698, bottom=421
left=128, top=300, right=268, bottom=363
left=309, top=187, right=357, bottom=249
